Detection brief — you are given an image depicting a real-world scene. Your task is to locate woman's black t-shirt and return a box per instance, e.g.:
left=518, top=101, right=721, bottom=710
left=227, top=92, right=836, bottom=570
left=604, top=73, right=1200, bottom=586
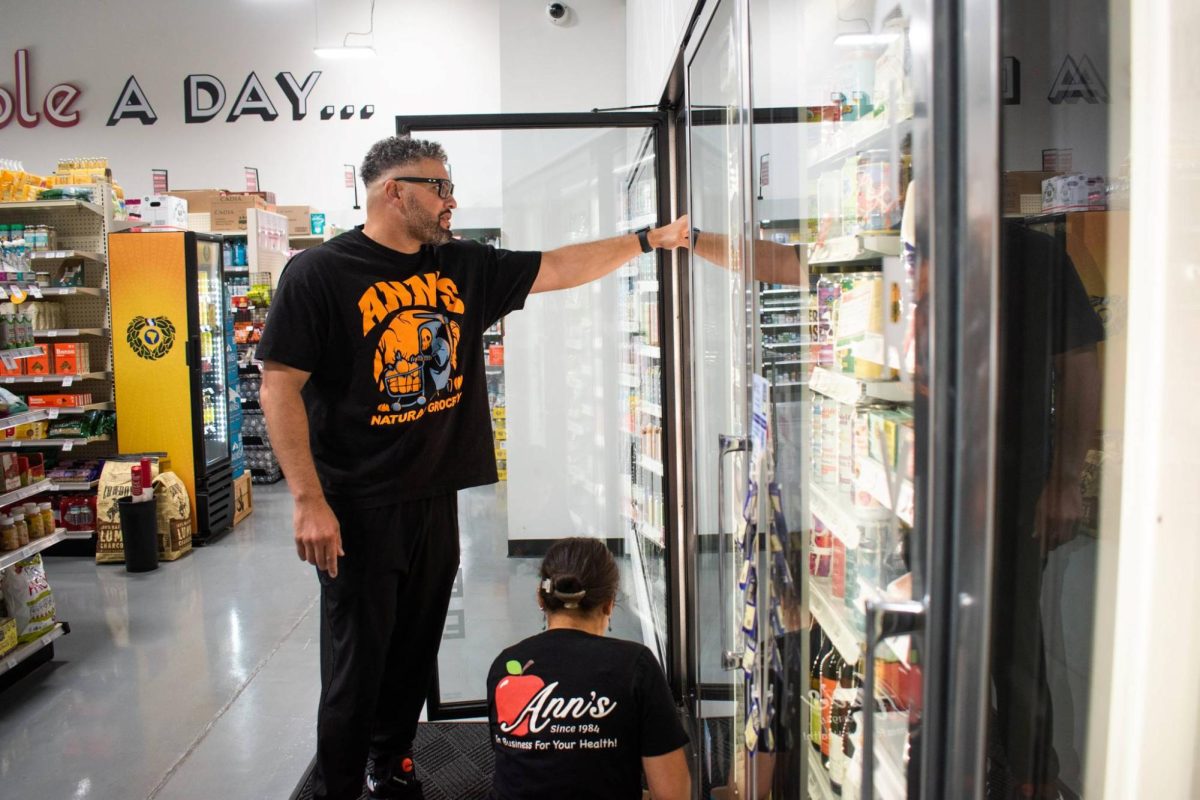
left=486, top=629, right=689, bottom=800
left=256, top=228, right=540, bottom=505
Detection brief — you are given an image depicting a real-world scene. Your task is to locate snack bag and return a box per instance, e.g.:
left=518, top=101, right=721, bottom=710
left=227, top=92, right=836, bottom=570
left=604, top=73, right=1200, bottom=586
left=1, top=554, right=57, bottom=643
left=153, top=471, right=194, bottom=561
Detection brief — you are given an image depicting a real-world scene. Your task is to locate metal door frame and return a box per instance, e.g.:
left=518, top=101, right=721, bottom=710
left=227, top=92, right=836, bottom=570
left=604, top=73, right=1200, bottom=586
left=393, top=111, right=679, bottom=721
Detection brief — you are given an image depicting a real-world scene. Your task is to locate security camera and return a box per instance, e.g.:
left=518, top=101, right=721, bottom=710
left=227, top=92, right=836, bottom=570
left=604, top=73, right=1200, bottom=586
left=546, top=3, right=568, bottom=24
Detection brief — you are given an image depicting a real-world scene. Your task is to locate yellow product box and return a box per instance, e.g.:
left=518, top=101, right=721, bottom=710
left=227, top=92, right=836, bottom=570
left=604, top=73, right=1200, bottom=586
left=233, top=472, right=253, bottom=525
left=493, top=426, right=508, bottom=441
left=496, top=469, right=508, bottom=482
left=3, top=421, right=48, bottom=440
left=0, top=617, right=16, bottom=657
left=492, top=406, right=506, bottom=420
left=494, top=447, right=506, bottom=460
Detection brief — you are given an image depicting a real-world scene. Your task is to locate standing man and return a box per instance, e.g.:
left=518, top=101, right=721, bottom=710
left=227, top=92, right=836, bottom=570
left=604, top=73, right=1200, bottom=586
left=258, top=136, right=689, bottom=800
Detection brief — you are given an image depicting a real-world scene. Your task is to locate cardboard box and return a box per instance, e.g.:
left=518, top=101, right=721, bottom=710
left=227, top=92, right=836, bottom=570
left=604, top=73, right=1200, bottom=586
left=139, top=195, right=188, bottom=228
left=53, top=342, right=82, bottom=375
left=210, top=194, right=271, bottom=232
left=166, top=189, right=228, bottom=216
left=24, top=344, right=50, bottom=377
left=1003, top=171, right=1058, bottom=215
left=277, top=205, right=314, bottom=237
left=1042, top=174, right=1108, bottom=214
left=233, top=472, right=253, bottom=525
left=0, top=356, right=22, bottom=377
left=0, top=617, right=16, bottom=658
left=28, top=393, right=92, bottom=408
left=1, top=452, right=19, bottom=491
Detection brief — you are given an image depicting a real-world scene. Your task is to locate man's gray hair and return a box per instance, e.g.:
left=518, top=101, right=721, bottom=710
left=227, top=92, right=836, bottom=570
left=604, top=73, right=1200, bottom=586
left=360, top=137, right=447, bottom=186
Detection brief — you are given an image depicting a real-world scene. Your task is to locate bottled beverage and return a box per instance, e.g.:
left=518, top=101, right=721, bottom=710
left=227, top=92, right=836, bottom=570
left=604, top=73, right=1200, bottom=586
left=828, top=657, right=858, bottom=792
left=820, top=646, right=843, bottom=761
left=12, top=511, right=29, bottom=546
left=809, top=628, right=827, bottom=752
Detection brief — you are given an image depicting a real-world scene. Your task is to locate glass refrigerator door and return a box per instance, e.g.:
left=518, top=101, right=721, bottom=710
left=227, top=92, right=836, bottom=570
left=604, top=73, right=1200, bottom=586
left=196, top=237, right=230, bottom=466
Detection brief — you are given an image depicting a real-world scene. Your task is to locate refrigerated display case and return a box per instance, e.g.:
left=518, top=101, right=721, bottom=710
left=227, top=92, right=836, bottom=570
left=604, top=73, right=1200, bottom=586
left=108, top=231, right=235, bottom=542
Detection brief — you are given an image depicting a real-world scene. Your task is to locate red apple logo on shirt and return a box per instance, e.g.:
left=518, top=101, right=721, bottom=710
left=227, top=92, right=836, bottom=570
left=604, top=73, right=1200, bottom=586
left=495, top=660, right=543, bottom=737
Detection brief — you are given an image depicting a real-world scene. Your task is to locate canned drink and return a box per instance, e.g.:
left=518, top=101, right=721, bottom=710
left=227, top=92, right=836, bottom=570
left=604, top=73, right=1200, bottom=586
left=857, top=149, right=902, bottom=232
left=810, top=394, right=825, bottom=478
left=811, top=517, right=832, bottom=579
left=820, top=397, right=839, bottom=488
left=816, top=276, right=839, bottom=367
left=837, top=401, right=855, bottom=501
left=853, top=403, right=892, bottom=518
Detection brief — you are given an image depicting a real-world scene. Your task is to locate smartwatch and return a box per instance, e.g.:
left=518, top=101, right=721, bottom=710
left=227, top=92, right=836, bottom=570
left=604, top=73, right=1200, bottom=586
left=635, top=226, right=654, bottom=253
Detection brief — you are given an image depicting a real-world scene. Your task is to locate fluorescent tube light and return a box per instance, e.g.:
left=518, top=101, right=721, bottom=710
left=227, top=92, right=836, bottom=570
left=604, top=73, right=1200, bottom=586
left=313, top=45, right=377, bottom=59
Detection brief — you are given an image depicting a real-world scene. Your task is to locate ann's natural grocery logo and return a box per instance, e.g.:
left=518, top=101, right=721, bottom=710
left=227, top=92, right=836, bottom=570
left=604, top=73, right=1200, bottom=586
left=127, top=317, right=177, bottom=361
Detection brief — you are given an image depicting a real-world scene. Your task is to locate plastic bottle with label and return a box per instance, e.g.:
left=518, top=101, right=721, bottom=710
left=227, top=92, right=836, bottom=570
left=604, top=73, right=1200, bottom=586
left=12, top=511, right=29, bottom=546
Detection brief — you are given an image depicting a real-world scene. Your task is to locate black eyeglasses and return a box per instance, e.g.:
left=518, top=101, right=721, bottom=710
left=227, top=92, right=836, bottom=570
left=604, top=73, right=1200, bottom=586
left=389, top=177, right=455, bottom=199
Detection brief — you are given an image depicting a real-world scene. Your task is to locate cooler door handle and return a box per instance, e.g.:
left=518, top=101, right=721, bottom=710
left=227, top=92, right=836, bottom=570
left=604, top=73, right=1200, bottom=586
left=717, top=433, right=748, bottom=671
left=863, top=598, right=925, bottom=799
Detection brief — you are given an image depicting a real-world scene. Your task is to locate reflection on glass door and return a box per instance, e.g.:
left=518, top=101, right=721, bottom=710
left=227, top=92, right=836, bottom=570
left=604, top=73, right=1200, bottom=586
left=196, top=236, right=229, bottom=466
left=394, top=117, right=671, bottom=718
left=685, top=0, right=752, bottom=796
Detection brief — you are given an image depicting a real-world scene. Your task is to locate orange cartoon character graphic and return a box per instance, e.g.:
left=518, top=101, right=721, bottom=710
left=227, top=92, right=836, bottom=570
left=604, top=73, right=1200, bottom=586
left=374, top=310, right=461, bottom=411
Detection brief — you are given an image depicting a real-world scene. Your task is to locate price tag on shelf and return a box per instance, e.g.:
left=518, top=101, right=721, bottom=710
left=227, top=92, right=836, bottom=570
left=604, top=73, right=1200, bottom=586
left=5, top=656, right=16, bottom=670
left=62, top=377, right=73, bottom=387
left=47, top=409, right=59, bottom=420
left=0, top=286, right=7, bottom=300
left=62, top=441, right=74, bottom=452
left=28, top=285, right=42, bottom=299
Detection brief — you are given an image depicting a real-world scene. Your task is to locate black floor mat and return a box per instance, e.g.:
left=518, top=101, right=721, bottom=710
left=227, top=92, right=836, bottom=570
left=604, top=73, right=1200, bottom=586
left=292, top=722, right=494, bottom=800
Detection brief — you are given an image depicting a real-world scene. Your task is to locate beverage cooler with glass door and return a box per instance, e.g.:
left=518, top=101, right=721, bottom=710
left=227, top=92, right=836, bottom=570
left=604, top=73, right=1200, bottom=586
left=108, top=230, right=235, bottom=543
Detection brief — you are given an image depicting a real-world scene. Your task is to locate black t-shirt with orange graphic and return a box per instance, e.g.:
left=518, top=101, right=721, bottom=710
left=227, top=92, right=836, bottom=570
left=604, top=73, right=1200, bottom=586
left=257, top=227, right=540, bottom=506
left=487, top=629, right=689, bottom=800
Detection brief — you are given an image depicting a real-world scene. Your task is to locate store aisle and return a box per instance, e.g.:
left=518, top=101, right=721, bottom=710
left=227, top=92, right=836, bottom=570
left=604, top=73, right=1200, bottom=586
left=0, top=482, right=321, bottom=800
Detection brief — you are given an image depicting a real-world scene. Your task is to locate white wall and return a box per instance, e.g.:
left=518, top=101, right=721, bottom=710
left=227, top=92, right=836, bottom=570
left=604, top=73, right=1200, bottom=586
left=0, top=0, right=627, bottom=231
left=626, top=0, right=697, bottom=106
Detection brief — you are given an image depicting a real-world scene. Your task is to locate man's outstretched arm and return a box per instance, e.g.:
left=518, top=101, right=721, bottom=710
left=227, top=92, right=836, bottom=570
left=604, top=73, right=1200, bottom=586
left=531, top=216, right=690, bottom=294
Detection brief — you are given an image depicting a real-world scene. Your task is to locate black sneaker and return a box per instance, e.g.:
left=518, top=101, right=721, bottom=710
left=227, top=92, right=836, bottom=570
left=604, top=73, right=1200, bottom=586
left=365, top=753, right=423, bottom=800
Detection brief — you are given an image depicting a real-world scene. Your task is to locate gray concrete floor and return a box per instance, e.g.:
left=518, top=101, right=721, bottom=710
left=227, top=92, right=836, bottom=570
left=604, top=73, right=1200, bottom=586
left=0, top=480, right=671, bottom=800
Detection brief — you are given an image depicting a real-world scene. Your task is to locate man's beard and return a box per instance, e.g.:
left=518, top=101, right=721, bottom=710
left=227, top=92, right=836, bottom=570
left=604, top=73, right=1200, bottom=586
left=404, top=194, right=452, bottom=245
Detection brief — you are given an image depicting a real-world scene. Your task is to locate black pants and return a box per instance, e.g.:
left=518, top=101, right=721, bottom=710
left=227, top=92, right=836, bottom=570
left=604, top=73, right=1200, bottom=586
left=312, top=493, right=461, bottom=800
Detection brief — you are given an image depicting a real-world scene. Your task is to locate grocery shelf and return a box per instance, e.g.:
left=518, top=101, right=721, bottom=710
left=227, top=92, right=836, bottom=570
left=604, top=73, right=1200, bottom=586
left=0, top=479, right=55, bottom=508
left=23, top=286, right=107, bottom=298
left=0, top=198, right=105, bottom=216
left=0, top=408, right=60, bottom=430
left=639, top=454, right=664, bottom=477
left=0, top=435, right=110, bottom=450
left=224, top=267, right=250, bottom=275
left=761, top=288, right=802, bottom=295
left=58, top=402, right=115, bottom=415
left=638, top=344, right=661, bottom=359
left=808, top=366, right=914, bottom=405
left=0, top=622, right=67, bottom=677
left=637, top=280, right=659, bottom=294
left=0, top=346, right=45, bottom=369
left=810, top=484, right=862, bottom=549
left=810, top=578, right=860, bottom=663
left=0, top=529, right=68, bottom=572
left=640, top=401, right=662, bottom=419
left=761, top=304, right=803, bottom=312
left=28, top=249, right=106, bottom=266
left=808, top=745, right=836, bottom=800
left=62, top=529, right=94, bottom=540
left=51, top=480, right=98, bottom=492
left=809, top=234, right=902, bottom=266
left=808, top=115, right=914, bottom=175
left=33, top=328, right=108, bottom=339
left=0, top=372, right=109, bottom=386
left=856, top=457, right=914, bottom=527
left=761, top=322, right=817, bottom=329
left=763, top=342, right=808, bottom=349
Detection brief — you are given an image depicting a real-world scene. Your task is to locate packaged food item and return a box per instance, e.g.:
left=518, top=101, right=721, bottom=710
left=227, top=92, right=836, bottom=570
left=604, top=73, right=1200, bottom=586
left=0, top=553, right=57, bottom=643
left=23, top=343, right=50, bottom=375
left=0, top=616, right=16, bottom=656
left=0, top=385, right=28, bottom=416
left=28, top=392, right=91, bottom=408
left=0, top=515, right=17, bottom=550
left=153, top=471, right=194, bottom=561
left=23, top=503, right=43, bottom=539
left=48, top=418, right=87, bottom=438
left=96, top=457, right=164, bottom=563
left=1, top=452, right=18, bottom=491
left=11, top=511, right=28, bottom=546
left=39, top=502, right=54, bottom=534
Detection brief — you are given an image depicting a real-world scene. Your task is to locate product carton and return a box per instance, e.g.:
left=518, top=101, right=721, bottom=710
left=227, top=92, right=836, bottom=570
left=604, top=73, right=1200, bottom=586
left=1002, top=171, right=1058, bottom=215
left=0, top=356, right=22, bottom=377
left=139, top=195, right=189, bottom=228
left=24, top=345, right=50, bottom=377
left=1042, top=174, right=1108, bottom=214
left=233, top=471, right=253, bottom=525
left=166, top=189, right=228, bottom=216
left=1, top=452, right=19, bottom=491
left=53, top=342, right=82, bottom=375
left=210, top=193, right=271, bottom=232
left=277, top=205, right=315, bottom=237
left=28, top=393, right=91, bottom=408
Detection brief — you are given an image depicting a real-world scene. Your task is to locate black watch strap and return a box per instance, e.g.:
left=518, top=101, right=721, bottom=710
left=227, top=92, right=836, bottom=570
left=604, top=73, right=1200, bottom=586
left=636, top=226, right=653, bottom=253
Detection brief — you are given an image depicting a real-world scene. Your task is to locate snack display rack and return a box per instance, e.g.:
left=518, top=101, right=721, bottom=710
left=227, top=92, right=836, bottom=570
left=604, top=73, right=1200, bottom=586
left=0, top=181, right=123, bottom=683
